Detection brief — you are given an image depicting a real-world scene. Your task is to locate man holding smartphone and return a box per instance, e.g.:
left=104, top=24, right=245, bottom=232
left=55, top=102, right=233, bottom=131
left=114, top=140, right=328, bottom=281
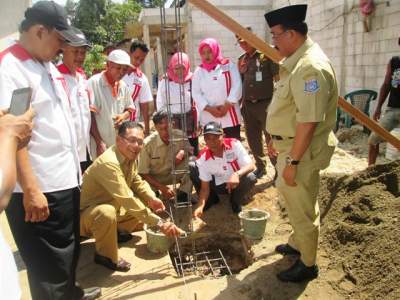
left=0, top=2, right=100, bottom=300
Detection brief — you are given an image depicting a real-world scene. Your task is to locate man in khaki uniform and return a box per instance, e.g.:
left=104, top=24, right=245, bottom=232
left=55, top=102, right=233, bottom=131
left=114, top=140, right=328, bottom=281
left=80, top=121, right=183, bottom=272
left=265, top=4, right=338, bottom=282
left=139, top=110, right=192, bottom=203
left=237, top=27, right=279, bottom=179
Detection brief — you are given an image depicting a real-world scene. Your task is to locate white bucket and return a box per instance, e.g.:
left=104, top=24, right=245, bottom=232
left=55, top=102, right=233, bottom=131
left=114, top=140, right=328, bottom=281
left=385, top=128, right=400, bottom=161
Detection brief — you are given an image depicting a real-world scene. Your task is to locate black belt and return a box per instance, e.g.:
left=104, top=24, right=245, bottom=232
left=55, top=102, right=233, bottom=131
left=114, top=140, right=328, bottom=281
left=271, top=135, right=294, bottom=140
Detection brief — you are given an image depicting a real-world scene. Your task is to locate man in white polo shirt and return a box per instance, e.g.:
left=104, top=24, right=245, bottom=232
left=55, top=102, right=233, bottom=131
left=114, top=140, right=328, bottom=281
left=190, top=121, right=256, bottom=216
left=0, top=1, right=100, bottom=300
left=123, top=40, right=153, bottom=136
left=58, top=27, right=92, bottom=172
left=89, top=49, right=135, bottom=159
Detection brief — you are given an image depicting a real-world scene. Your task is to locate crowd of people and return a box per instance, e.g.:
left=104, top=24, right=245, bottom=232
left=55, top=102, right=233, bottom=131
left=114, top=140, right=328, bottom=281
left=3, top=1, right=398, bottom=299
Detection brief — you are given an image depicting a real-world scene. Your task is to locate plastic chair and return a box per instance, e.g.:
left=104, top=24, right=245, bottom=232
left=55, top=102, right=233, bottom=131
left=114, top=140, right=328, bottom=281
left=337, top=89, right=377, bottom=132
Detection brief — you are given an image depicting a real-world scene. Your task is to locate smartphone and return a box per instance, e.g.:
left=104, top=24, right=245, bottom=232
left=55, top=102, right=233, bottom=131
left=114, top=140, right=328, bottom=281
left=9, top=87, right=32, bottom=116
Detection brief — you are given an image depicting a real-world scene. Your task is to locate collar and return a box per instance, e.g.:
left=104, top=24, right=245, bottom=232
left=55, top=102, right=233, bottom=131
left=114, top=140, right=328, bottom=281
left=102, top=71, right=120, bottom=97
left=127, top=66, right=143, bottom=77
left=244, top=49, right=258, bottom=59
left=203, top=138, right=234, bottom=160
left=114, top=145, right=127, bottom=165
left=0, top=43, right=33, bottom=64
left=282, top=37, right=314, bottom=72
left=57, top=63, right=73, bottom=75
left=155, top=133, right=169, bottom=147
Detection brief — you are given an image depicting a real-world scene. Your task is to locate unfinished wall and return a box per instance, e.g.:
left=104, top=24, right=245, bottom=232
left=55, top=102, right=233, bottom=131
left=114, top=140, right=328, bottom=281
left=270, top=0, right=400, bottom=100
left=187, top=0, right=270, bottom=67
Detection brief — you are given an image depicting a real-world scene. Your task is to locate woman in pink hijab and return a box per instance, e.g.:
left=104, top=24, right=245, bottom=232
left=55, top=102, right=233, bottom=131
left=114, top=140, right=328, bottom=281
left=192, top=38, right=243, bottom=139
left=156, top=52, right=199, bottom=155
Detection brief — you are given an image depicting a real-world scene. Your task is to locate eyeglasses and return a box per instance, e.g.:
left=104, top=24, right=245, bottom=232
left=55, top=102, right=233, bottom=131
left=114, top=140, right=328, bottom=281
left=271, top=30, right=288, bottom=39
left=121, top=136, right=143, bottom=146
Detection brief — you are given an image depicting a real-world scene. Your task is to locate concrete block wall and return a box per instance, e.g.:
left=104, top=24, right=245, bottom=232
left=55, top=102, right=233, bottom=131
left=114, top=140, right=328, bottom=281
left=270, top=0, right=400, bottom=101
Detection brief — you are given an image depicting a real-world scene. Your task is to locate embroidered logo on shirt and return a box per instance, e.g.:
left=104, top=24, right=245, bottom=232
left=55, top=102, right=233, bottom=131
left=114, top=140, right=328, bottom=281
left=212, top=76, right=218, bottom=80
left=304, top=79, right=320, bottom=93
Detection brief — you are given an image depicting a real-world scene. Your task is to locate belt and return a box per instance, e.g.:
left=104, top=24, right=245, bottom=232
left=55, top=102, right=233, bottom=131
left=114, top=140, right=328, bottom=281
left=247, top=98, right=269, bottom=104
left=271, top=135, right=294, bottom=140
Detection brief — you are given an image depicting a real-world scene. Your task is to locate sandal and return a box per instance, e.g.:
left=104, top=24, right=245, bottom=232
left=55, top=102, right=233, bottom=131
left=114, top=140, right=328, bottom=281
left=94, top=253, right=131, bottom=272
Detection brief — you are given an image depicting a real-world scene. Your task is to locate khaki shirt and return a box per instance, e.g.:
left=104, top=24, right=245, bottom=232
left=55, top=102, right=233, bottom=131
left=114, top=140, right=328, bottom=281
left=80, top=145, right=160, bottom=226
left=138, top=129, right=189, bottom=177
left=238, top=50, right=279, bottom=101
left=266, top=38, right=338, bottom=150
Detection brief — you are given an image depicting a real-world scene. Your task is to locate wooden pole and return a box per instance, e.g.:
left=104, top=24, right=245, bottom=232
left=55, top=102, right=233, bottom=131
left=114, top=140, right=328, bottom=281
left=188, top=0, right=400, bottom=151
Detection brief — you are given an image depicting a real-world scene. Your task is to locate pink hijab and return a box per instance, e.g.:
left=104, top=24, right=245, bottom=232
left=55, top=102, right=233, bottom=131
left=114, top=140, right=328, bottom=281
left=198, top=38, right=224, bottom=72
left=167, top=52, right=193, bottom=83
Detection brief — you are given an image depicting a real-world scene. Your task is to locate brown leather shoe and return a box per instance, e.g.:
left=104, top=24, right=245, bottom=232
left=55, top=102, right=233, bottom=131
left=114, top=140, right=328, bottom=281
left=94, top=253, right=131, bottom=272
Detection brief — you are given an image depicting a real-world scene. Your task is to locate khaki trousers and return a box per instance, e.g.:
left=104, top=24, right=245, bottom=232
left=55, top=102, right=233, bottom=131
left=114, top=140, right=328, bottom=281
left=80, top=200, right=141, bottom=263
left=274, top=138, right=334, bottom=266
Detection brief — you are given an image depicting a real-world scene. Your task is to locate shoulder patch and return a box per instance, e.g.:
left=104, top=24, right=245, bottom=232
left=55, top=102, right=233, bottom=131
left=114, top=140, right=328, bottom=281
left=304, top=79, right=320, bottom=93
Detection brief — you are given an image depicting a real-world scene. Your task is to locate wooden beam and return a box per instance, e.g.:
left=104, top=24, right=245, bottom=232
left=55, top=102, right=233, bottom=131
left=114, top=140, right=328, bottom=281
left=338, top=97, right=400, bottom=150
left=188, top=0, right=400, bottom=151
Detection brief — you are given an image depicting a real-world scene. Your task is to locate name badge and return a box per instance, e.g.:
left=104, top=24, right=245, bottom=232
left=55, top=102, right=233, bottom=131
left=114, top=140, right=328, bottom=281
left=256, top=71, right=262, bottom=82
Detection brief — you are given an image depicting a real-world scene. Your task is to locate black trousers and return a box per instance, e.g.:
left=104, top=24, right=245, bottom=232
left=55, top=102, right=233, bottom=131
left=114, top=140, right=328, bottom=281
left=223, top=125, right=241, bottom=140
left=6, top=187, right=82, bottom=300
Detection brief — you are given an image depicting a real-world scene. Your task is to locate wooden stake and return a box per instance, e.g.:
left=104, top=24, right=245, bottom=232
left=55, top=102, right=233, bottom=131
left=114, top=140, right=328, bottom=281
left=188, top=0, right=400, bottom=150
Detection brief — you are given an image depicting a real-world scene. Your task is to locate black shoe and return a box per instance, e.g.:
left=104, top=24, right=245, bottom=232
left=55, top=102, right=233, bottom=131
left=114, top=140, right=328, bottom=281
left=117, top=231, right=133, bottom=243
left=231, top=202, right=242, bottom=214
left=94, top=253, right=131, bottom=272
left=277, top=259, right=319, bottom=282
left=275, top=243, right=300, bottom=256
left=81, top=287, right=102, bottom=300
left=253, top=168, right=266, bottom=179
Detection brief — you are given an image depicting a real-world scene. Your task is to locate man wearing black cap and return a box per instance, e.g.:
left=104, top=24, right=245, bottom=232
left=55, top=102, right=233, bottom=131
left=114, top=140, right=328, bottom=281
left=0, top=2, right=100, bottom=299
left=236, top=26, right=279, bottom=180
left=58, top=27, right=93, bottom=173
left=264, top=5, right=338, bottom=282
left=190, top=121, right=256, bottom=216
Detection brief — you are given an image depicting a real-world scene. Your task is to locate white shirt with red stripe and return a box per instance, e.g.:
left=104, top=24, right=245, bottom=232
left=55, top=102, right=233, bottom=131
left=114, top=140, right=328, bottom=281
left=196, top=138, right=252, bottom=186
left=57, top=63, right=91, bottom=162
left=156, top=79, right=193, bottom=114
left=0, top=43, right=81, bottom=193
left=122, top=67, right=153, bottom=121
left=88, top=72, right=134, bottom=158
left=192, top=61, right=242, bottom=128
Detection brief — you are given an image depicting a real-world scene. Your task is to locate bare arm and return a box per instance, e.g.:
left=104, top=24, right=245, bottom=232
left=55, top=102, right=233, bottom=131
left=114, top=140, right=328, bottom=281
left=373, top=62, right=392, bottom=121
left=193, top=180, right=210, bottom=217
left=140, top=102, right=150, bottom=136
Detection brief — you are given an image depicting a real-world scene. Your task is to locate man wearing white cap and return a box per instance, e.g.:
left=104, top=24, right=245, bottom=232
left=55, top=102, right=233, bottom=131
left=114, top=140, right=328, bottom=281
left=88, top=49, right=135, bottom=159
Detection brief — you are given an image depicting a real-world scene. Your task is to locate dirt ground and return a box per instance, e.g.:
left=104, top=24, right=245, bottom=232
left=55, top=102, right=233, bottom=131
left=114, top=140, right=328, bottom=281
left=3, top=126, right=400, bottom=299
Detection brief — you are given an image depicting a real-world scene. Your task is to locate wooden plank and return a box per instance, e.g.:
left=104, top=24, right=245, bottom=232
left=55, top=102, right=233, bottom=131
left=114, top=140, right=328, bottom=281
left=338, top=97, right=400, bottom=150
left=187, top=0, right=400, bottom=150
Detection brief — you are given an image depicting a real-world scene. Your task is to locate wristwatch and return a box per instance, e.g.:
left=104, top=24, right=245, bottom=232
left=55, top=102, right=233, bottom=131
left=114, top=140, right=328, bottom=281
left=285, top=156, right=300, bottom=166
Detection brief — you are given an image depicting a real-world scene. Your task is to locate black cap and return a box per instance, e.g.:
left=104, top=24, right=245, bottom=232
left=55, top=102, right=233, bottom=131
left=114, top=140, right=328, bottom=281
left=24, top=1, right=81, bottom=44
left=264, top=4, right=307, bottom=28
left=67, top=27, right=91, bottom=48
left=203, top=122, right=223, bottom=135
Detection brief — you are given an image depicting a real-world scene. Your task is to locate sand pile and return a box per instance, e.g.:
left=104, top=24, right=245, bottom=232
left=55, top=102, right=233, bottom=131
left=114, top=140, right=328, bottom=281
left=319, top=160, right=400, bottom=299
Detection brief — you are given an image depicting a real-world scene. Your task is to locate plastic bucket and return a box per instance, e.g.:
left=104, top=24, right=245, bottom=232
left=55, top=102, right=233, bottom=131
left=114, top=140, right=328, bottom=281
left=144, top=225, right=174, bottom=254
left=239, top=209, right=270, bottom=240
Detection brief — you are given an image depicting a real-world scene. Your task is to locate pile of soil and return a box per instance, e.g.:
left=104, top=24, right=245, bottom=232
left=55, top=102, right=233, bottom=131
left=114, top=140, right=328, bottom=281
left=319, top=160, right=400, bottom=299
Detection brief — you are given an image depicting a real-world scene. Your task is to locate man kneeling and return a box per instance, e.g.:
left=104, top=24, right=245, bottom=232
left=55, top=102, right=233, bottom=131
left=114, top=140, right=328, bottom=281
left=80, top=121, right=183, bottom=272
left=190, top=122, right=257, bottom=217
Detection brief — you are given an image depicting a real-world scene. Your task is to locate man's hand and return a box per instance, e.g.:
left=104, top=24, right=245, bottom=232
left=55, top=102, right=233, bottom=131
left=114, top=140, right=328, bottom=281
left=205, top=106, right=223, bottom=118
left=160, top=185, right=175, bottom=200
left=160, top=221, right=186, bottom=237
left=217, top=102, right=232, bottom=117
left=193, top=203, right=205, bottom=218
left=373, top=108, right=381, bottom=121
left=148, top=198, right=165, bottom=213
left=266, top=139, right=279, bottom=158
left=175, top=150, right=185, bottom=166
left=113, top=113, right=126, bottom=128
left=96, top=140, right=107, bottom=157
left=23, top=188, right=49, bottom=222
left=226, top=172, right=240, bottom=193
left=282, top=164, right=297, bottom=187
left=0, top=108, right=35, bottom=148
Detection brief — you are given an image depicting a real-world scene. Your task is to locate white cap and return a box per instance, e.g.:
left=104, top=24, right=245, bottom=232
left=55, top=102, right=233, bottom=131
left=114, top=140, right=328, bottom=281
left=107, top=49, right=133, bottom=68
